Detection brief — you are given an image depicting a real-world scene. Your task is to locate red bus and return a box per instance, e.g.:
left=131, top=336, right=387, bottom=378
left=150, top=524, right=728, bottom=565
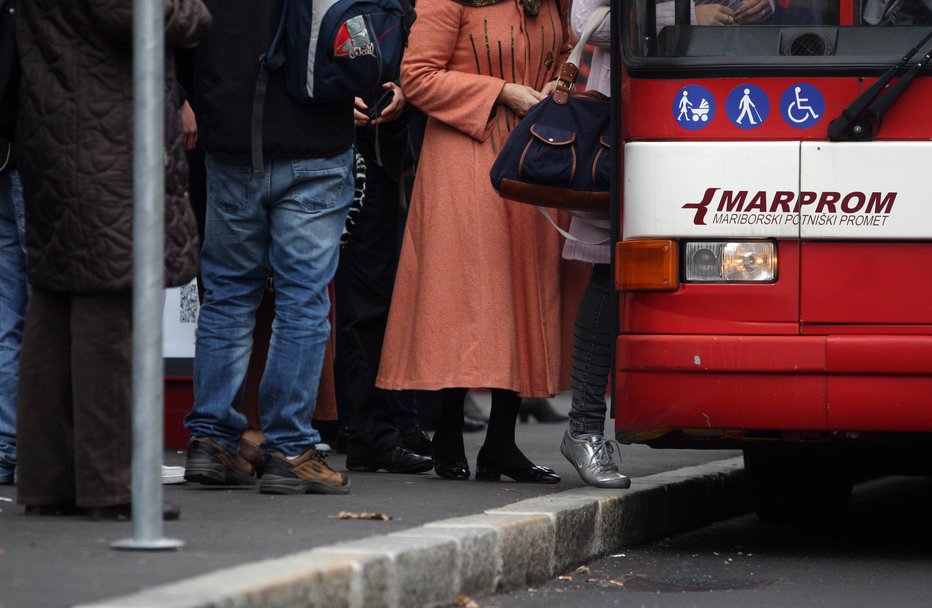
left=611, top=0, right=932, bottom=520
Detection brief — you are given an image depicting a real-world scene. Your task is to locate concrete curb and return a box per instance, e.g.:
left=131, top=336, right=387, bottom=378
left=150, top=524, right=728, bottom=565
left=76, top=456, right=749, bottom=608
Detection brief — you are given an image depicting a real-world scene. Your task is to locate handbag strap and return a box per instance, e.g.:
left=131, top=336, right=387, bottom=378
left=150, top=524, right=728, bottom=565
left=535, top=206, right=611, bottom=245
left=554, top=5, right=611, bottom=105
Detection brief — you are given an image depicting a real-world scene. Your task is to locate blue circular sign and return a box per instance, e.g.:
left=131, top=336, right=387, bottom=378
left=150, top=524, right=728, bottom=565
left=673, top=85, right=715, bottom=130
left=780, top=83, right=824, bottom=129
left=726, top=84, right=769, bottom=129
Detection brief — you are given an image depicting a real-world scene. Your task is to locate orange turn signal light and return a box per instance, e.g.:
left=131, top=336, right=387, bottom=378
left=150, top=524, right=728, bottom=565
left=615, top=240, right=679, bottom=291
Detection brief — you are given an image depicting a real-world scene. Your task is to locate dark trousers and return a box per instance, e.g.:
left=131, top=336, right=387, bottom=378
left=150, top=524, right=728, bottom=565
left=568, top=263, right=613, bottom=437
left=16, top=287, right=133, bottom=508
left=335, top=136, right=405, bottom=454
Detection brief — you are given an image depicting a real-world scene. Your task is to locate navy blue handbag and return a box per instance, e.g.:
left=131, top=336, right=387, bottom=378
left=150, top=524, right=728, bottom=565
left=489, top=6, right=611, bottom=222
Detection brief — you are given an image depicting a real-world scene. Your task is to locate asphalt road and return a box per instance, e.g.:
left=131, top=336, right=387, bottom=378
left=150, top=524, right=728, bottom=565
left=489, top=475, right=932, bottom=608
left=0, top=394, right=738, bottom=608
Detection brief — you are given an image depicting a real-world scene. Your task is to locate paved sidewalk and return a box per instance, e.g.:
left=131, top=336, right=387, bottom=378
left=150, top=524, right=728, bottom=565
left=0, top=397, right=745, bottom=608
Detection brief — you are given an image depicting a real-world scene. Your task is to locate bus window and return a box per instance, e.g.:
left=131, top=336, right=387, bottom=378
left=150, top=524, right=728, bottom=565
left=625, top=0, right=930, bottom=66
left=862, top=0, right=932, bottom=24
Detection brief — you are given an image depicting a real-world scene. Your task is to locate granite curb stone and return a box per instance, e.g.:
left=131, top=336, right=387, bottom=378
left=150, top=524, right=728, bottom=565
left=75, top=456, right=748, bottom=608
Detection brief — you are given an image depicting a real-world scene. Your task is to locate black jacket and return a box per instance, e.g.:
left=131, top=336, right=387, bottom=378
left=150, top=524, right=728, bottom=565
left=0, top=0, right=18, bottom=169
left=189, top=0, right=355, bottom=161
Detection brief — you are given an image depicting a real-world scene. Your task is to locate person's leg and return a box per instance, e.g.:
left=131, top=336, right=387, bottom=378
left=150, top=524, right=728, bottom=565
left=185, top=154, right=269, bottom=485
left=0, top=170, right=27, bottom=483
left=561, top=263, right=629, bottom=489
left=431, top=387, right=470, bottom=480
left=258, top=152, right=353, bottom=495
left=475, top=389, right=559, bottom=483
left=71, top=291, right=133, bottom=508
left=336, top=154, right=430, bottom=472
left=16, top=288, right=77, bottom=509
left=567, top=264, right=613, bottom=438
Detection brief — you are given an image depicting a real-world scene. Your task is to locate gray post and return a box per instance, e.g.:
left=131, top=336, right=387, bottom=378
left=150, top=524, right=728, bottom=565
left=113, top=0, right=183, bottom=551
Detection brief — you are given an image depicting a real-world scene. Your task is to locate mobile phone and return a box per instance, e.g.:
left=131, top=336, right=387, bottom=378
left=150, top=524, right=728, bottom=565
left=367, top=90, right=395, bottom=120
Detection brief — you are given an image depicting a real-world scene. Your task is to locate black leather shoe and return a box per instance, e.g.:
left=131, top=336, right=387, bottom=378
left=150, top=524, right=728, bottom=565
left=434, top=458, right=470, bottom=480
left=401, top=424, right=433, bottom=457
left=475, top=449, right=561, bottom=484
left=431, top=433, right=470, bottom=480
left=518, top=398, right=568, bottom=423
left=346, top=445, right=433, bottom=474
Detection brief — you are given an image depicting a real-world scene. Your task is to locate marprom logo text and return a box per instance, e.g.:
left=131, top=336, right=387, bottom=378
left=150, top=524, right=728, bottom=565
left=683, top=187, right=897, bottom=226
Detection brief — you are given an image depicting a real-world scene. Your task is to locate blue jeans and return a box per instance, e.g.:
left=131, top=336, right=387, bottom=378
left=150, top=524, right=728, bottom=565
left=0, top=170, right=27, bottom=480
left=186, top=152, right=353, bottom=457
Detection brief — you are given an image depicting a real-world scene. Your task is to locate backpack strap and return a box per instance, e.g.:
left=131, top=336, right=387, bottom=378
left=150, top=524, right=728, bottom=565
left=250, top=0, right=289, bottom=177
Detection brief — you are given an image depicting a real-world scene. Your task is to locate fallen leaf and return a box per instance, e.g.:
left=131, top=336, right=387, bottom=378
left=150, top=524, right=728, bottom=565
left=452, top=594, right=479, bottom=608
left=586, top=578, right=598, bottom=583
left=575, top=566, right=590, bottom=576
left=557, top=575, right=573, bottom=582
left=609, top=579, right=625, bottom=587
left=335, top=511, right=392, bottom=521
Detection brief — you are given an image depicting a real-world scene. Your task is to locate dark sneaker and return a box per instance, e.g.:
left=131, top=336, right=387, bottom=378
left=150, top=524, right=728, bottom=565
left=400, top=424, right=433, bottom=457
left=260, top=448, right=350, bottom=495
left=346, top=445, right=433, bottom=474
left=184, top=437, right=257, bottom=486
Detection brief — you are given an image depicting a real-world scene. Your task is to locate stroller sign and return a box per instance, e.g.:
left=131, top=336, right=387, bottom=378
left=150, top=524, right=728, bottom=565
left=674, top=85, right=715, bottom=130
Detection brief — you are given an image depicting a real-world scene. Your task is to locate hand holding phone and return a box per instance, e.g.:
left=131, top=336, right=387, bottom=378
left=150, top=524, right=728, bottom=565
left=367, top=90, right=395, bottom=121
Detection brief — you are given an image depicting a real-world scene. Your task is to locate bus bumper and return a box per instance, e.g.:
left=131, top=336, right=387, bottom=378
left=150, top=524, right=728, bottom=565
left=614, top=334, right=932, bottom=444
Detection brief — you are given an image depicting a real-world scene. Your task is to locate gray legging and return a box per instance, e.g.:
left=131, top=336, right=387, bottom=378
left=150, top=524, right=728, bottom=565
left=568, top=263, right=613, bottom=437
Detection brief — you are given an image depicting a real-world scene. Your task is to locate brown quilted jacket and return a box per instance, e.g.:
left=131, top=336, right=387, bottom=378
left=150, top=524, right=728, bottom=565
left=14, top=0, right=211, bottom=293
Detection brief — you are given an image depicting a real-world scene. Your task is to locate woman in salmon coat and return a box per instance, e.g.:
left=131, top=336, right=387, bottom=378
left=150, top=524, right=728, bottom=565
left=377, top=0, right=588, bottom=482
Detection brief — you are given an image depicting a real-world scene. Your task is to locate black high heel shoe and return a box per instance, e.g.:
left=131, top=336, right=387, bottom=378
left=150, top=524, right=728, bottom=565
left=474, top=448, right=560, bottom=484
left=518, top=398, right=568, bottom=424
left=431, top=435, right=470, bottom=480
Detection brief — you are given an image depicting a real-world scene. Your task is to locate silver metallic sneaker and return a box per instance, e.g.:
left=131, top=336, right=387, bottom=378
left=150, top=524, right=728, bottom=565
left=560, top=430, right=631, bottom=489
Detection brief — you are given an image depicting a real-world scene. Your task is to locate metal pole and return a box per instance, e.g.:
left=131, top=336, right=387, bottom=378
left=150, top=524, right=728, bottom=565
left=113, top=0, right=183, bottom=551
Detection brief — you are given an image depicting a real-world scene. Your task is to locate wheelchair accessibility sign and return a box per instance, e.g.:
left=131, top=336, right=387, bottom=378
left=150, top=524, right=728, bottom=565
left=780, top=83, right=824, bottom=129
left=726, top=84, right=769, bottom=129
left=673, top=85, right=715, bottom=130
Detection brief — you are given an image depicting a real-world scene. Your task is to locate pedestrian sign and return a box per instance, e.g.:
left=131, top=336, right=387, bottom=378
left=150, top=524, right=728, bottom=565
left=673, top=85, right=715, bottom=130
left=780, top=83, right=824, bottom=129
left=726, top=84, right=769, bottom=129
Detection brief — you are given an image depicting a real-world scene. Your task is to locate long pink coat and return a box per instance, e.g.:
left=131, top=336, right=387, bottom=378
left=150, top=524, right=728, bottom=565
left=376, top=0, right=589, bottom=397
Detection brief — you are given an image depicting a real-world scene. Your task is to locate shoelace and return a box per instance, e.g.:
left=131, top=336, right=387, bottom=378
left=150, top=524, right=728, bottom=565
left=590, top=437, right=622, bottom=472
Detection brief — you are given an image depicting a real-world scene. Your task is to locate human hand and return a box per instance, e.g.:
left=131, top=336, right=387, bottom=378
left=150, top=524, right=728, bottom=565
left=540, top=79, right=560, bottom=97
left=497, top=83, right=546, bottom=117
left=180, top=100, right=198, bottom=150
left=354, top=97, right=370, bottom=127
left=695, top=3, right=737, bottom=25
left=370, top=82, right=406, bottom=125
left=733, top=0, right=773, bottom=24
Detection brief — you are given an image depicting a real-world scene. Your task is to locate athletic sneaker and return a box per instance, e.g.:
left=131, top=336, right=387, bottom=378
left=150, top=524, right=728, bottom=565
left=260, top=447, right=350, bottom=495
left=184, top=437, right=257, bottom=486
left=161, top=465, right=186, bottom=485
left=560, top=430, right=631, bottom=489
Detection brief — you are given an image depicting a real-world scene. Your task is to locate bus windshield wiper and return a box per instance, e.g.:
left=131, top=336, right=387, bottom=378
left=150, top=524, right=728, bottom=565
left=828, top=29, right=932, bottom=141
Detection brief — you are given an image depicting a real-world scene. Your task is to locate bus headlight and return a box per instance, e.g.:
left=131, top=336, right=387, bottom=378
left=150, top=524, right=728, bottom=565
left=683, top=241, right=776, bottom=282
